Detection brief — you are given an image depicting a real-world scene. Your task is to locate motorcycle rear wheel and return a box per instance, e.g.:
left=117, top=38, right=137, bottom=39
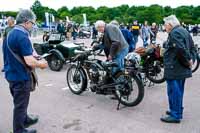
left=115, top=73, right=144, bottom=107
left=146, top=59, right=165, bottom=84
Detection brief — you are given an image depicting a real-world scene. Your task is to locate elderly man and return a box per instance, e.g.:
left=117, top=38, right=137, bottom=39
left=160, top=15, right=192, bottom=123
left=94, top=20, right=129, bottom=74
left=3, top=10, right=48, bottom=133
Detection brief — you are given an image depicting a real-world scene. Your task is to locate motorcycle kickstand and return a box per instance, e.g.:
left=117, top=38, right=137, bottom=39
left=117, top=95, right=122, bottom=110
left=143, top=77, right=148, bottom=87
left=148, top=81, right=154, bottom=87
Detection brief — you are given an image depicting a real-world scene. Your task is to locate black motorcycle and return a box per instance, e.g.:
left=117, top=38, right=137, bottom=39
left=66, top=48, right=144, bottom=110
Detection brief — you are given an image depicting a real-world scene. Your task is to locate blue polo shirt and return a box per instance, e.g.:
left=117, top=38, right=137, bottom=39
left=3, top=25, right=33, bottom=81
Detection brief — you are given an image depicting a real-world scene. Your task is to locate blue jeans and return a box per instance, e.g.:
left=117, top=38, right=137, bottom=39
left=129, top=38, right=135, bottom=52
left=8, top=80, right=31, bottom=133
left=112, top=48, right=129, bottom=75
left=166, top=79, right=185, bottom=120
left=133, top=35, right=138, bottom=46
left=143, top=37, right=149, bottom=47
left=72, top=32, right=77, bottom=40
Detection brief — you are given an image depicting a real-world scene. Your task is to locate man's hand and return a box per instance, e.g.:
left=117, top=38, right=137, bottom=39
left=24, top=56, right=48, bottom=69
left=38, top=59, right=48, bottom=69
left=107, top=55, right=112, bottom=61
left=92, top=44, right=99, bottom=51
left=189, top=59, right=193, bottom=69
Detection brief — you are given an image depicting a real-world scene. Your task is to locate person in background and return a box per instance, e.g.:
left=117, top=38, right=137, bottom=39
left=110, top=20, right=135, bottom=52
left=150, top=22, right=158, bottom=44
left=72, top=23, right=78, bottom=40
left=192, top=24, right=198, bottom=36
left=161, top=15, right=192, bottom=123
left=3, top=16, right=15, bottom=39
left=1, top=17, right=15, bottom=72
left=3, top=9, right=48, bottom=133
left=141, top=21, right=152, bottom=47
left=66, top=22, right=73, bottom=40
left=92, top=24, right=98, bottom=39
left=57, top=20, right=65, bottom=35
left=131, top=20, right=140, bottom=47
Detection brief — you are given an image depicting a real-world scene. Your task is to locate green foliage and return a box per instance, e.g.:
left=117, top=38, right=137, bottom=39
left=0, top=0, right=199, bottom=25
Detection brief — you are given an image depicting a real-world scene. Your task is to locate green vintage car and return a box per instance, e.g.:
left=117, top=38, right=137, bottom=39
left=34, top=33, right=84, bottom=71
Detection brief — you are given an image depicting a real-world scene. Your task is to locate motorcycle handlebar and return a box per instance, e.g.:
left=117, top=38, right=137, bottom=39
left=74, top=48, right=93, bottom=55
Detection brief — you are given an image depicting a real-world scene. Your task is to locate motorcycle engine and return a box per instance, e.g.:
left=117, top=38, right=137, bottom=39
left=89, top=64, right=106, bottom=84
left=89, top=64, right=100, bottom=83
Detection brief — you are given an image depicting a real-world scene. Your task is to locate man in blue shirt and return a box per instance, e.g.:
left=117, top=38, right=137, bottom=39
left=110, top=21, right=135, bottom=52
left=3, top=9, right=47, bottom=133
left=120, top=24, right=135, bottom=52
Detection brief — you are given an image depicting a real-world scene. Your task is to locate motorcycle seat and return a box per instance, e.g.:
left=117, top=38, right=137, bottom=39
left=74, top=42, right=84, bottom=45
left=102, top=61, right=118, bottom=68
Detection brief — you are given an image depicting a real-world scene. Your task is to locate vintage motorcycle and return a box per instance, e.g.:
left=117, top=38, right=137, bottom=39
left=134, top=44, right=165, bottom=84
left=66, top=48, right=144, bottom=110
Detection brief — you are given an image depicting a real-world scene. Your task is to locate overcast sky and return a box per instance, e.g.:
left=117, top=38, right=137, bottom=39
left=0, top=0, right=199, bottom=11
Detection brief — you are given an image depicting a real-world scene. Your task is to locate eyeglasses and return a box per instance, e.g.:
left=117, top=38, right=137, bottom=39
left=27, top=20, right=35, bottom=25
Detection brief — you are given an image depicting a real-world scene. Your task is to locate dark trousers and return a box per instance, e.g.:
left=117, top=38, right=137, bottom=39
left=166, top=79, right=185, bottom=120
left=8, top=80, right=31, bottom=133
left=133, top=35, right=138, bottom=46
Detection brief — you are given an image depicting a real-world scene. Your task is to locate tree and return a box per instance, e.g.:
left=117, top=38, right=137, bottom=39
left=1, top=0, right=200, bottom=25
left=31, top=0, right=45, bottom=21
left=57, top=6, right=70, bottom=20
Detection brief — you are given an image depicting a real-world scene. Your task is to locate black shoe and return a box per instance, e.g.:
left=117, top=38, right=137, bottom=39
left=24, top=115, right=39, bottom=128
left=22, top=129, right=37, bottom=133
left=166, top=111, right=171, bottom=115
left=160, top=116, right=180, bottom=123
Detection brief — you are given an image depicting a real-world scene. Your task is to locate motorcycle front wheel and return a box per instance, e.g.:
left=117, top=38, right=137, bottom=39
left=66, top=64, right=87, bottom=95
left=146, top=59, right=165, bottom=84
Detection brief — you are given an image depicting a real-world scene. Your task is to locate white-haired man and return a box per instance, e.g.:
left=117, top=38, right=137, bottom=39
left=94, top=20, right=129, bottom=75
left=161, top=15, right=193, bottom=123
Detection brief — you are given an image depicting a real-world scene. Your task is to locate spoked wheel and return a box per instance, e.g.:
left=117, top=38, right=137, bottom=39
left=146, top=59, right=165, bottom=84
left=114, top=73, right=144, bottom=107
left=66, top=65, right=87, bottom=95
left=48, top=54, right=64, bottom=71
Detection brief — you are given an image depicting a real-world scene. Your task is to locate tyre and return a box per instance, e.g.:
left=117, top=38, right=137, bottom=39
left=192, top=54, right=200, bottom=73
left=66, top=64, right=87, bottom=95
left=146, top=59, right=165, bottom=84
left=115, top=73, right=144, bottom=107
left=47, top=54, right=64, bottom=71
